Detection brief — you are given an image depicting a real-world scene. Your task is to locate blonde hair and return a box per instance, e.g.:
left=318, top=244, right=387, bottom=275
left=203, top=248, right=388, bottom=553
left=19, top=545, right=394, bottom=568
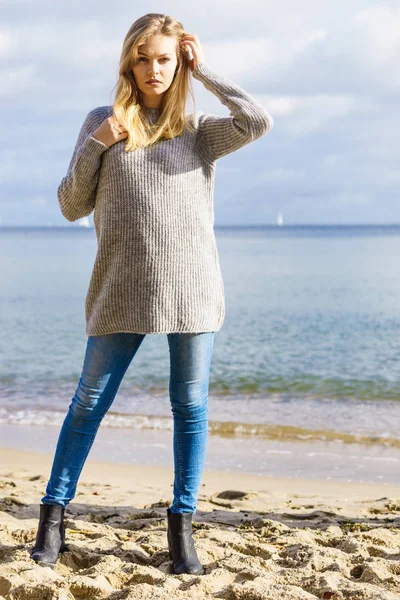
left=111, top=13, right=197, bottom=152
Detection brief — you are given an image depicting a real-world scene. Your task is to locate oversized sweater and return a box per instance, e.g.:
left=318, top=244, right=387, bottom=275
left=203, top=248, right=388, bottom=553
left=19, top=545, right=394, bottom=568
left=57, top=61, right=274, bottom=335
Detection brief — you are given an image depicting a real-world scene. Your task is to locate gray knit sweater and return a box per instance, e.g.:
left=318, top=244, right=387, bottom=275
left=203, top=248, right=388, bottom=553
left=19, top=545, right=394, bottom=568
left=57, top=61, right=274, bottom=335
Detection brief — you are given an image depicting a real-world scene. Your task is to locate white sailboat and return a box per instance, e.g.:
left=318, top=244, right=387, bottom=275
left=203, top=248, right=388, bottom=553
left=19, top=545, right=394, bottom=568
left=78, top=217, right=92, bottom=228
left=276, top=212, right=284, bottom=226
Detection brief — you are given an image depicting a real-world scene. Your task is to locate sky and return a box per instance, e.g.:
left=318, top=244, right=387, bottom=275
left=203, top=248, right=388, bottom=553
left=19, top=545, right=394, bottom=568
left=0, top=0, right=398, bottom=226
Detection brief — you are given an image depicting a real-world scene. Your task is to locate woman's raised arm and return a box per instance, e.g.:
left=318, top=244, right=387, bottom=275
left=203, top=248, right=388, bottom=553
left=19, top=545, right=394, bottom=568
left=192, top=61, right=274, bottom=164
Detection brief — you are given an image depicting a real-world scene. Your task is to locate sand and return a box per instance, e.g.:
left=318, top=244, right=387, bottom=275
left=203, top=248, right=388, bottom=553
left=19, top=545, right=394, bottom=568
left=0, top=446, right=399, bottom=599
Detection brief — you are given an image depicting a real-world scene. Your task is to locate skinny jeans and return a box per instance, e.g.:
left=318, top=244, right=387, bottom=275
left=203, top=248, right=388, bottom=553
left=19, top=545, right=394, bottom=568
left=41, top=332, right=215, bottom=514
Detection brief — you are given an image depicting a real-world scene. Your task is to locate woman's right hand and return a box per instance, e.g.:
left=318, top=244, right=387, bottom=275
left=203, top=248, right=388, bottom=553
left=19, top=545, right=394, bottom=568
left=92, top=116, right=128, bottom=148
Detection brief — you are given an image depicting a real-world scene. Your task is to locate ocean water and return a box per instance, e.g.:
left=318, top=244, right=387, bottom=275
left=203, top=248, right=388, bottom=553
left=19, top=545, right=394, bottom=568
left=1, top=225, right=400, bottom=484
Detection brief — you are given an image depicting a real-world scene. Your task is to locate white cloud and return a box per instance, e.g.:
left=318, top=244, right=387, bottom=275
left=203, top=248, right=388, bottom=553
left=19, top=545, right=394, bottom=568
left=0, top=31, right=11, bottom=55
left=293, top=28, right=327, bottom=52
left=262, top=93, right=356, bottom=136
left=31, top=196, right=47, bottom=206
left=256, top=167, right=307, bottom=183
left=0, top=21, right=120, bottom=68
left=0, top=65, right=45, bottom=98
left=322, top=154, right=339, bottom=167
left=353, top=5, right=400, bottom=65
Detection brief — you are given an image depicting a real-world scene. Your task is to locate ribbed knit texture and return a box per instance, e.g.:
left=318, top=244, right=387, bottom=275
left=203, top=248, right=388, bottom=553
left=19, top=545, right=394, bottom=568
left=57, top=61, right=274, bottom=335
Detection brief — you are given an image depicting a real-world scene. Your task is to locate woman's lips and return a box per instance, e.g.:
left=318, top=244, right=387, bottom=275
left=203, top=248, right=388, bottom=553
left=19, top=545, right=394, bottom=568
left=146, top=81, right=161, bottom=85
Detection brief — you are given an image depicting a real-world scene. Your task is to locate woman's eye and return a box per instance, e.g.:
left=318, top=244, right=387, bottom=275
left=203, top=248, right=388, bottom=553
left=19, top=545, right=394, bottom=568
left=138, top=57, right=169, bottom=63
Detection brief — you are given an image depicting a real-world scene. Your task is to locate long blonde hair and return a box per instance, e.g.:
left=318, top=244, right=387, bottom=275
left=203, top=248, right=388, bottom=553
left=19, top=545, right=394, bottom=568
left=111, top=13, right=197, bottom=152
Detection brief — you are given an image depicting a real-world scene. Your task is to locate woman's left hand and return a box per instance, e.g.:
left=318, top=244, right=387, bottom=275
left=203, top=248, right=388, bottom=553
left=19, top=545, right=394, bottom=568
left=180, top=33, right=205, bottom=71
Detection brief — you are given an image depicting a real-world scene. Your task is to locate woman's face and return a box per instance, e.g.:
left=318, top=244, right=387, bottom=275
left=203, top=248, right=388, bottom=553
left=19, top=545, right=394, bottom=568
left=132, top=34, right=179, bottom=107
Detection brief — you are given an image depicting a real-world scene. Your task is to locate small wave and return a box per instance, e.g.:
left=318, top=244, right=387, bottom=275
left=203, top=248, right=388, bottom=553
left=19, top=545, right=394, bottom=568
left=0, top=407, right=399, bottom=450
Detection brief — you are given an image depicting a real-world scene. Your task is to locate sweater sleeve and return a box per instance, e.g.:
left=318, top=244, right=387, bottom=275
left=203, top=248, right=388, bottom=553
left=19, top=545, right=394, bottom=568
left=192, top=61, right=274, bottom=163
left=57, top=108, right=109, bottom=222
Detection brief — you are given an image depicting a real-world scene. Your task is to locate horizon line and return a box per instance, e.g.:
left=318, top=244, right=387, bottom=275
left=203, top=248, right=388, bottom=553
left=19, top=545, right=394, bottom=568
left=2, top=223, right=400, bottom=229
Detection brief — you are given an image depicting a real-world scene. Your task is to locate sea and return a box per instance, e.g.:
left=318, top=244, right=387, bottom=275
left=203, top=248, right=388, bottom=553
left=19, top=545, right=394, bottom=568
left=1, top=224, right=400, bottom=485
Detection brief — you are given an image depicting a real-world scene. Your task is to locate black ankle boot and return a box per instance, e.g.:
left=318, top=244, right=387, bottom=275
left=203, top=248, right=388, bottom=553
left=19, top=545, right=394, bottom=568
left=31, top=504, right=68, bottom=565
left=167, top=507, right=204, bottom=575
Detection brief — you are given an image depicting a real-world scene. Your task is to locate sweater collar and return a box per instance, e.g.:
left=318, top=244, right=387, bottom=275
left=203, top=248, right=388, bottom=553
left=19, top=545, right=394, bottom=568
left=144, top=106, right=162, bottom=113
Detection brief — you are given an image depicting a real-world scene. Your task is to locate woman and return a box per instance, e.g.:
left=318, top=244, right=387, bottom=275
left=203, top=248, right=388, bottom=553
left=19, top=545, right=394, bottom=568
left=31, top=13, right=273, bottom=575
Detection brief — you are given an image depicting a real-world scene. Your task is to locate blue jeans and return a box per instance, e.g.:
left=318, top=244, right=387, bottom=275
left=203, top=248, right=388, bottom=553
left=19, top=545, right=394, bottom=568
left=41, top=331, right=215, bottom=514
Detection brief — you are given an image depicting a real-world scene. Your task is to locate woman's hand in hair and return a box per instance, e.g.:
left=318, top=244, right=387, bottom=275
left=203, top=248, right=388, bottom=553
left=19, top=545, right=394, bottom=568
left=179, top=33, right=205, bottom=71
left=92, top=116, right=128, bottom=148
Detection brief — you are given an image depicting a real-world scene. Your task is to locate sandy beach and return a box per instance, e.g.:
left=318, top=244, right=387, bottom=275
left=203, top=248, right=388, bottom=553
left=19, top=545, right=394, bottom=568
left=0, top=447, right=399, bottom=599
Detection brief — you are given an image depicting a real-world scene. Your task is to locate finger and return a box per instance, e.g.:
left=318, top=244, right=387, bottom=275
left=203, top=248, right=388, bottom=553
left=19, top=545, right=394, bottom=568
left=183, top=36, right=199, bottom=44
left=181, top=40, right=195, bottom=49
